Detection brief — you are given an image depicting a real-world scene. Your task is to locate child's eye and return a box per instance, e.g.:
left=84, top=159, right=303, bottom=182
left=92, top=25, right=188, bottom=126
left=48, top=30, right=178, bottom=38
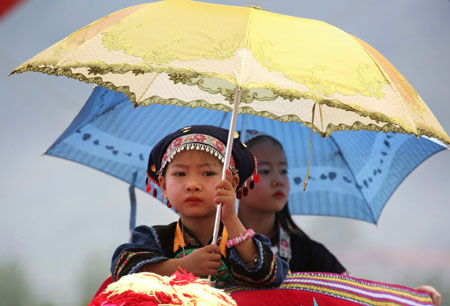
left=281, top=169, right=288, bottom=175
left=173, top=172, right=185, bottom=177
left=259, top=169, right=270, bottom=175
left=203, top=171, right=217, bottom=176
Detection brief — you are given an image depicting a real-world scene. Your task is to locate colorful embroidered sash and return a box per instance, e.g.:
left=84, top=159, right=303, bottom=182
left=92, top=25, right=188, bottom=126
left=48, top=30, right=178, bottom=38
left=226, top=272, right=433, bottom=306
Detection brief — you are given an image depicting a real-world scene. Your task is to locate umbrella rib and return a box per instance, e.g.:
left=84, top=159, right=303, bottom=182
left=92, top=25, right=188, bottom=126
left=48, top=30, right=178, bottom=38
left=219, top=111, right=229, bottom=128
left=377, top=68, right=417, bottom=136
left=328, top=136, right=378, bottom=223
left=237, top=7, right=254, bottom=84
left=137, top=73, right=159, bottom=103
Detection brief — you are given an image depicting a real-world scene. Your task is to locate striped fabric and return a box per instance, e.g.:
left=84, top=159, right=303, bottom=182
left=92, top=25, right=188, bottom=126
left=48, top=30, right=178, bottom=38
left=226, top=272, right=432, bottom=306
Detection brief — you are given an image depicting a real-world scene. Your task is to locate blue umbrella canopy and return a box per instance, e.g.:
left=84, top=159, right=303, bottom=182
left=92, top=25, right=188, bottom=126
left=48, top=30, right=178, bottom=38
left=46, top=86, right=446, bottom=224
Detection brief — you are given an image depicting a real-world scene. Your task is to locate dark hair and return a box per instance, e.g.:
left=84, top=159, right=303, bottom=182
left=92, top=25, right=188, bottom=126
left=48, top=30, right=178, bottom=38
left=276, top=204, right=308, bottom=238
left=246, top=134, right=308, bottom=238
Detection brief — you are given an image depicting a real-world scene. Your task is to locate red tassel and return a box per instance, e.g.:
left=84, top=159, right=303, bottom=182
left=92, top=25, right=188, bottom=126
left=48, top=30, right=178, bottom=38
left=236, top=190, right=242, bottom=199
left=153, top=188, right=157, bottom=198
left=253, top=173, right=260, bottom=183
left=249, top=181, right=255, bottom=189
left=146, top=183, right=151, bottom=193
left=243, top=187, right=249, bottom=196
left=167, top=201, right=172, bottom=208
left=170, top=268, right=199, bottom=285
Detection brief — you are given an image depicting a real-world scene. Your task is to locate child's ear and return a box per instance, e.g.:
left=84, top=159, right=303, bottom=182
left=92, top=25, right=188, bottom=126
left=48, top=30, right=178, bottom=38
left=232, top=174, right=240, bottom=190
left=158, top=175, right=168, bottom=198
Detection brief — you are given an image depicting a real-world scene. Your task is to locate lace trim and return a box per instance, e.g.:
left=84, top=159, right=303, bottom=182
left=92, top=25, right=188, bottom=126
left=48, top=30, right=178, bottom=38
left=11, top=63, right=450, bottom=144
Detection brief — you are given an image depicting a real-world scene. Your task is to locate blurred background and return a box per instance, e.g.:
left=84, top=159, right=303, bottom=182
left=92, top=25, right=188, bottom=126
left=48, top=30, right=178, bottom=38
left=1, top=0, right=449, bottom=305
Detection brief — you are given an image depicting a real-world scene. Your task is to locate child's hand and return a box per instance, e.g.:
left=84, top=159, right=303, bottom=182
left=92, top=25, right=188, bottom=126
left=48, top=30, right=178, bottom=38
left=415, top=285, right=441, bottom=306
left=215, top=168, right=238, bottom=222
left=181, top=244, right=222, bottom=276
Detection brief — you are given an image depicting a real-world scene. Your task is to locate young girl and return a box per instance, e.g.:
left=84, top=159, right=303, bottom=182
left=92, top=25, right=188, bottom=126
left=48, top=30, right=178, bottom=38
left=111, top=125, right=289, bottom=289
left=238, top=133, right=442, bottom=306
left=238, top=133, right=346, bottom=274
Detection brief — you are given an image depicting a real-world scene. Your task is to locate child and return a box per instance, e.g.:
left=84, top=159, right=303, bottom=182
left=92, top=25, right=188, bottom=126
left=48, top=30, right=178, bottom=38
left=238, top=132, right=442, bottom=306
left=237, top=133, right=346, bottom=274
left=111, top=125, right=289, bottom=289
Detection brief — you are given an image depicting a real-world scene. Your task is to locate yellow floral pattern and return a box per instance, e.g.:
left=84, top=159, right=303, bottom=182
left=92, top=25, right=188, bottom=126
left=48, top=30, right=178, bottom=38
left=9, top=0, right=450, bottom=144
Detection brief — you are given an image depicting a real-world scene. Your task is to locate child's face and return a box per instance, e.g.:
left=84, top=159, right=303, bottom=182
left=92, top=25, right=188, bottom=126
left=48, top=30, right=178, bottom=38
left=239, top=141, right=289, bottom=213
left=158, top=150, right=225, bottom=220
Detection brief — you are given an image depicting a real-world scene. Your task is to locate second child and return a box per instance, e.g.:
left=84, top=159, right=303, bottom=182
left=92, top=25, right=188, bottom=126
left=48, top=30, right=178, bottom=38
left=238, top=133, right=346, bottom=274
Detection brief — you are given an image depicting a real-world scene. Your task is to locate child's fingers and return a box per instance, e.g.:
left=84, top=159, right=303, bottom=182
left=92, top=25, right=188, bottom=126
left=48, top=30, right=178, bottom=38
left=225, top=168, right=237, bottom=185
left=208, top=255, right=222, bottom=264
left=215, top=187, right=233, bottom=197
left=204, top=244, right=221, bottom=254
left=205, top=245, right=222, bottom=268
left=225, top=168, right=233, bottom=181
left=214, top=189, right=234, bottom=200
left=209, top=260, right=222, bottom=270
left=215, top=196, right=231, bottom=206
left=215, top=179, right=233, bottom=191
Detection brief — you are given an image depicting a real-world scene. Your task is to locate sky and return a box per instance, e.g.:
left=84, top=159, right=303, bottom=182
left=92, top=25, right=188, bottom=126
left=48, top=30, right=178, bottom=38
left=1, top=0, right=450, bottom=305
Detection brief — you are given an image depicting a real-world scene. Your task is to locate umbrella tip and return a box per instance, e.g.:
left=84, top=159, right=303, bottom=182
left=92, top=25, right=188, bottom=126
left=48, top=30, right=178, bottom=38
left=303, top=180, right=308, bottom=191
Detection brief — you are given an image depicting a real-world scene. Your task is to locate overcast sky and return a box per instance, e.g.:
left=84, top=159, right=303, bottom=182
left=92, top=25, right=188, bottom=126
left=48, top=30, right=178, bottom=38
left=1, top=1, right=449, bottom=305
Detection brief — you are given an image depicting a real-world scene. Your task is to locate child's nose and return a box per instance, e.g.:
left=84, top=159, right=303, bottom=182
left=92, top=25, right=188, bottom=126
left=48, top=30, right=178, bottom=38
left=185, top=182, right=200, bottom=192
left=272, top=176, right=284, bottom=187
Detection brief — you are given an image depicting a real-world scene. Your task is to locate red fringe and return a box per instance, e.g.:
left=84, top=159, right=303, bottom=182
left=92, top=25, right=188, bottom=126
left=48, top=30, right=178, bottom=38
left=90, top=290, right=178, bottom=306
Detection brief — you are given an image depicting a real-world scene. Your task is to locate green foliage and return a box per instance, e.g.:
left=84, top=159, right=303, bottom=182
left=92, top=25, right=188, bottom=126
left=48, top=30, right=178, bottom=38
left=0, top=253, right=109, bottom=306
left=76, top=253, right=111, bottom=306
left=0, top=259, right=35, bottom=306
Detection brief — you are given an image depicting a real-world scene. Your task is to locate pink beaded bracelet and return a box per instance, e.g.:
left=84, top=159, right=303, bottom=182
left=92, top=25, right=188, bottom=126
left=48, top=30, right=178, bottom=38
left=226, top=229, right=255, bottom=248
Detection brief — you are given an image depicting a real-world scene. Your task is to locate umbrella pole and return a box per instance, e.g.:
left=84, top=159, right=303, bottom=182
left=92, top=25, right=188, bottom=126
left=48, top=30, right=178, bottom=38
left=211, top=86, right=241, bottom=246
left=128, top=171, right=137, bottom=241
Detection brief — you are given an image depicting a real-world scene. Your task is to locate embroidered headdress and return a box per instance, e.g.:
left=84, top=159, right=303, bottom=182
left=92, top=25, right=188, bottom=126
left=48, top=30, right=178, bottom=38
left=146, top=125, right=258, bottom=199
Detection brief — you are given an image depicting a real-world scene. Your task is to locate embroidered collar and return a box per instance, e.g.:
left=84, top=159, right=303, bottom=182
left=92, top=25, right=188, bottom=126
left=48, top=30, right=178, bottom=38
left=270, top=223, right=291, bottom=262
left=173, top=220, right=228, bottom=257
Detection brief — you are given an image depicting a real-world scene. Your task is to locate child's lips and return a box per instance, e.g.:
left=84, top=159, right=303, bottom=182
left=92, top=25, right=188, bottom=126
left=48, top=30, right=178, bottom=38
left=185, top=196, right=201, bottom=204
left=273, top=191, right=285, bottom=198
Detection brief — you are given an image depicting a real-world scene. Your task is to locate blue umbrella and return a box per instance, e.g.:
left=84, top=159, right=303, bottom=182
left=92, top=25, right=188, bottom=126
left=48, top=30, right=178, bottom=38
left=46, top=86, right=446, bottom=225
